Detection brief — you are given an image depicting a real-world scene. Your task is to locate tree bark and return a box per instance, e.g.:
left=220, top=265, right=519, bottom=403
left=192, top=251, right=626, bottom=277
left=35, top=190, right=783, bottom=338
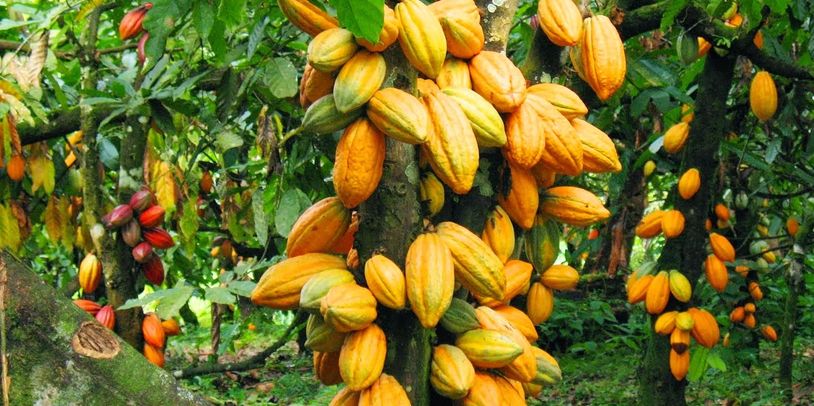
left=0, top=252, right=207, bottom=405
left=638, top=52, right=736, bottom=405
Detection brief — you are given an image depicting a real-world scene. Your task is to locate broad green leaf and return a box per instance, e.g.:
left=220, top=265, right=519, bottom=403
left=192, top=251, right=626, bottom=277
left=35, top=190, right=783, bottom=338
left=193, top=0, right=215, bottom=38
left=707, top=351, right=727, bottom=372
left=227, top=281, right=256, bottom=297
left=264, top=58, right=299, bottom=99
left=688, top=346, right=710, bottom=382
left=274, top=188, right=310, bottom=238
left=330, top=0, right=384, bottom=43
left=217, top=0, right=246, bottom=28
left=99, top=137, right=119, bottom=168
left=155, top=284, right=195, bottom=319
left=216, top=131, right=244, bottom=151
left=205, top=286, right=237, bottom=304
left=248, top=16, right=269, bottom=60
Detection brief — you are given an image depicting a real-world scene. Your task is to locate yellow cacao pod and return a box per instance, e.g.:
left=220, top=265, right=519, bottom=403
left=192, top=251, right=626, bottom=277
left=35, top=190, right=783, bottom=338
left=442, top=87, right=507, bottom=148
left=333, top=118, right=386, bottom=208
left=299, top=268, right=356, bottom=312
left=481, top=205, right=515, bottom=264
left=750, top=71, right=778, bottom=122
left=406, top=233, right=455, bottom=328
left=661, top=210, right=685, bottom=239
left=663, top=122, right=690, bottom=154
left=579, top=15, right=627, bottom=100
left=709, top=232, right=735, bottom=262
left=278, top=0, right=339, bottom=37
left=504, top=96, right=547, bottom=168
left=305, top=314, right=346, bottom=352
left=497, top=162, right=539, bottom=230
left=435, top=221, right=506, bottom=300
left=675, top=311, right=695, bottom=331
left=526, top=282, right=554, bottom=324
left=537, top=0, right=583, bottom=46
left=678, top=168, right=701, bottom=200
left=469, top=51, right=527, bottom=112
left=78, top=253, right=102, bottom=294
left=670, top=328, right=691, bottom=354
left=313, top=351, right=343, bottom=385
left=428, top=0, right=479, bottom=21
left=320, top=283, right=378, bottom=332
left=364, top=254, right=406, bottom=310
left=475, top=306, right=537, bottom=382
left=329, top=387, right=360, bottom=406
left=654, top=311, right=678, bottom=335
left=437, top=58, right=472, bottom=89
left=286, top=197, right=351, bottom=257
left=435, top=8, right=484, bottom=59
left=417, top=78, right=440, bottom=97
left=635, top=210, right=665, bottom=238
left=494, top=375, right=525, bottom=405
left=527, top=83, right=588, bottom=120
left=252, top=253, right=347, bottom=309
left=668, top=270, right=692, bottom=303
left=494, top=305, right=539, bottom=342
left=430, top=344, right=475, bottom=400
left=530, top=346, right=562, bottom=385
left=704, top=254, right=729, bottom=293
left=307, top=28, right=358, bottom=72
left=358, top=373, right=410, bottom=406
left=333, top=50, right=386, bottom=113
left=541, top=264, right=580, bottom=291
left=670, top=349, right=689, bottom=381
left=523, top=382, right=543, bottom=398
left=645, top=271, right=670, bottom=314
left=571, top=118, right=621, bottom=173
left=539, top=186, right=611, bottom=227
left=455, top=328, right=523, bottom=368
left=299, top=63, right=335, bottom=108
left=643, top=160, right=656, bottom=177
left=339, top=323, right=386, bottom=390
left=395, top=0, right=447, bottom=79
left=419, top=172, right=445, bottom=217
left=421, top=91, right=480, bottom=195
left=356, top=5, right=399, bottom=52
left=367, top=87, right=429, bottom=144
left=688, top=307, right=719, bottom=348
left=533, top=104, right=583, bottom=176
left=460, top=372, right=502, bottom=406
left=627, top=274, right=653, bottom=304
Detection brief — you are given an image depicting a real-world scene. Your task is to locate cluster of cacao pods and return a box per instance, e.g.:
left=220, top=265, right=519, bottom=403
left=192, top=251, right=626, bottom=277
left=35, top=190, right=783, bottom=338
left=102, top=187, right=174, bottom=285
left=118, top=3, right=152, bottom=64
left=142, top=312, right=181, bottom=368
left=74, top=299, right=116, bottom=330
left=635, top=208, right=685, bottom=240
left=653, top=308, right=719, bottom=380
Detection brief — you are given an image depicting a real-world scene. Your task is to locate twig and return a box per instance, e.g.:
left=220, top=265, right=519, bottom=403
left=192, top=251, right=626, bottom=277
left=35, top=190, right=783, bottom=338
left=0, top=257, right=9, bottom=406
left=742, top=243, right=794, bottom=260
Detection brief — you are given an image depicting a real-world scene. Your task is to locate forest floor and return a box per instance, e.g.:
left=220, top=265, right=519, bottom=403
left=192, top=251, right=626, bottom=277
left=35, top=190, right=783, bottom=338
left=166, top=322, right=814, bottom=405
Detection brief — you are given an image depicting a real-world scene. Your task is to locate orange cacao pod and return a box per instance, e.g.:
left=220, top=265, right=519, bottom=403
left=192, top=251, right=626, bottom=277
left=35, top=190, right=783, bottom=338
left=329, top=211, right=358, bottom=254
left=688, top=307, right=720, bottom=348
left=119, top=4, right=151, bottom=40
left=356, top=5, right=399, bottom=52
left=678, top=168, right=701, bottom=200
left=161, top=319, right=180, bottom=336
left=526, top=282, right=554, bottom=324
left=761, top=325, right=778, bottom=342
left=406, top=233, right=455, bottom=328
left=278, top=0, right=339, bottom=37
left=314, top=351, right=343, bottom=386
left=321, top=283, right=378, bottom=333
left=730, top=306, right=745, bottom=323
left=493, top=305, right=539, bottom=342
left=395, top=0, right=447, bottom=79
left=744, top=303, right=756, bottom=313
left=627, top=274, right=653, bottom=304
left=663, top=122, right=690, bottom=154
left=494, top=375, right=525, bottom=405
left=744, top=313, right=757, bottom=329
left=475, top=307, right=536, bottom=382
left=144, top=343, right=165, bottom=368
left=329, top=387, right=360, bottom=406
left=430, top=344, right=475, bottom=400
left=504, top=97, right=547, bottom=169
left=527, top=83, right=588, bottom=120
left=572, top=118, right=620, bottom=173
left=334, top=50, right=387, bottom=113
left=579, top=15, right=626, bottom=100
left=7, top=154, right=25, bottom=182
left=142, top=313, right=165, bottom=348
left=367, top=87, right=429, bottom=144
left=645, top=271, right=670, bottom=314
left=469, top=51, right=527, bottom=112
left=750, top=71, right=778, bottom=122
left=79, top=253, right=102, bottom=294
left=537, top=0, right=583, bottom=46
left=435, top=8, right=484, bottom=59
left=670, top=328, right=691, bottom=354
left=421, top=91, right=479, bottom=195
left=460, top=371, right=502, bottom=406
left=661, top=210, right=685, bottom=239
left=251, top=253, right=347, bottom=309
left=481, top=205, right=515, bottom=264
left=359, top=373, right=410, bottom=406
left=437, top=58, right=472, bottom=89
left=709, top=232, right=735, bottom=262
left=704, top=254, right=729, bottom=293
left=497, top=162, right=538, bottom=229
left=286, top=197, right=351, bottom=257
left=654, top=311, right=678, bottom=335
left=635, top=210, right=665, bottom=238
left=73, top=299, right=101, bottom=316
left=435, top=221, right=506, bottom=301
left=670, top=349, right=689, bottom=381
left=714, top=203, right=730, bottom=222
left=541, top=264, right=580, bottom=291
left=333, top=118, right=386, bottom=208
left=787, top=218, right=799, bottom=238
left=339, top=323, right=386, bottom=390
left=539, top=186, right=611, bottom=227
left=364, top=254, right=406, bottom=310
left=307, top=28, right=358, bottom=73
left=749, top=281, right=764, bottom=301
left=299, top=63, right=335, bottom=108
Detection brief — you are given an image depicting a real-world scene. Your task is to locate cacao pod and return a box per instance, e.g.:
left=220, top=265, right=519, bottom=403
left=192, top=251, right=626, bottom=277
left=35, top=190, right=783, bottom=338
left=417, top=78, right=440, bottom=97
left=302, top=94, right=364, bottom=135
left=523, top=382, right=543, bottom=398
left=668, top=270, right=692, bottom=303
left=367, top=87, right=429, bottom=144
left=161, top=319, right=180, bottom=336
left=419, top=172, right=445, bottom=217
left=662, top=122, right=690, bottom=154
left=531, top=162, right=556, bottom=188
left=300, top=63, right=335, bottom=108
left=333, top=50, right=387, bottom=113
left=286, top=197, right=351, bottom=257
left=704, top=254, right=728, bottom=293
left=329, top=211, right=358, bottom=255
left=356, top=5, right=399, bottom=52
left=527, top=83, right=588, bottom=120
left=430, top=344, right=475, bottom=400
left=455, top=328, right=523, bottom=368
left=670, top=328, right=690, bottom=354
left=761, top=325, right=778, bottom=342
left=305, top=314, right=346, bottom=352
left=144, top=343, right=165, bottom=368
left=142, top=227, right=174, bottom=249
left=106, top=204, right=134, bottom=228
left=299, top=268, right=355, bottom=312
left=681, top=104, right=695, bottom=123
left=252, top=253, right=347, bottom=309
left=395, top=0, right=447, bottom=79
left=688, top=307, right=719, bottom=348
left=526, top=282, right=554, bottom=324
left=494, top=305, right=538, bottom=342
left=142, top=313, right=165, bottom=348
left=329, top=388, right=359, bottom=406
left=469, top=51, right=527, bottom=112
left=439, top=297, right=480, bottom=334
left=714, top=204, right=730, bottom=222
left=541, top=264, right=580, bottom=291
left=475, top=306, right=537, bottom=382
left=406, top=233, right=455, bottom=328
left=539, top=186, right=611, bottom=227
left=481, top=205, right=515, bottom=264
left=749, top=71, right=778, bottom=122
left=460, top=372, right=502, bottom=406
left=635, top=210, right=665, bottom=238
left=670, top=349, right=689, bottom=381
left=435, top=9, right=484, bottom=59
left=730, top=306, right=745, bottom=323
left=497, top=162, right=538, bottom=230
left=744, top=303, right=756, bottom=313
left=79, top=253, right=103, bottom=294
left=627, top=274, right=653, bottom=304
left=675, top=311, right=695, bottom=331
left=129, top=188, right=154, bottom=212
left=494, top=375, right=525, bottom=405
left=530, top=346, right=562, bottom=385
left=358, top=373, right=410, bottom=406
left=333, top=118, right=386, bottom=208
left=143, top=256, right=165, bottom=285
left=537, top=0, right=583, bottom=46
left=645, top=271, right=670, bottom=314
left=96, top=305, right=115, bottom=330
left=744, top=313, right=756, bottom=329
left=314, top=351, right=343, bottom=385
left=421, top=91, right=479, bottom=195
left=6, top=155, right=25, bottom=182
left=278, top=0, right=339, bottom=37
left=661, top=210, right=685, bottom=239
left=435, top=221, right=506, bottom=300
left=529, top=96, right=584, bottom=176
left=787, top=218, right=799, bottom=238
left=339, top=323, right=386, bottom=390
left=735, top=265, right=750, bottom=278
left=654, top=311, right=678, bottom=335
left=132, top=242, right=154, bottom=264
left=643, top=160, right=656, bottom=177
left=122, top=219, right=142, bottom=247
left=479, top=259, right=532, bottom=307
left=307, top=28, right=358, bottom=72
left=119, top=4, right=151, bottom=40
left=442, top=87, right=506, bottom=148
left=571, top=118, right=621, bottom=173
left=749, top=281, right=764, bottom=301
left=437, top=58, right=472, bottom=89
left=321, top=283, right=378, bottom=333
left=578, top=15, right=627, bottom=100
left=138, top=205, right=165, bottom=228
left=504, top=96, right=547, bottom=168
left=364, top=254, right=406, bottom=310
left=709, top=232, right=735, bottom=262
left=753, top=30, right=764, bottom=49
left=73, top=299, right=101, bottom=316
left=525, top=214, right=560, bottom=273
left=678, top=168, right=701, bottom=200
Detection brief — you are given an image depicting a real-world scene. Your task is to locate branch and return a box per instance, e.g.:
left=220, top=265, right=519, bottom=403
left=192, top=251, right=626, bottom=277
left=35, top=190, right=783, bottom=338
left=174, top=311, right=306, bottom=379
left=754, top=187, right=814, bottom=199
left=742, top=244, right=793, bottom=260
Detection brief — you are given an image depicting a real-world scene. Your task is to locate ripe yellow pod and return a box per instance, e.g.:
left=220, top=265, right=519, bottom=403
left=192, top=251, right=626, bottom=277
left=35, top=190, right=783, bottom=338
left=526, top=282, right=554, bottom=324
left=299, top=63, right=335, bottom=108
left=313, top=351, right=343, bottom=385
left=251, top=253, right=348, bottom=310
left=78, top=253, right=102, bottom=294
left=735, top=265, right=750, bottom=277
left=539, top=186, right=611, bottom=227
left=356, top=5, right=399, bottom=52
left=661, top=210, right=685, bottom=239
left=320, top=283, right=378, bottom=332
left=333, top=50, right=387, bottom=113
left=307, top=28, right=358, bottom=72
left=286, top=197, right=351, bottom=257
left=709, top=232, right=735, bottom=262
left=367, top=87, right=429, bottom=144
left=459, top=371, right=503, bottom=405
left=678, top=168, right=701, bottom=200
left=681, top=104, right=694, bottom=123
left=395, top=0, right=447, bottom=79
left=627, top=274, right=653, bottom=304
left=654, top=311, right=678, bottom=335
left=749, top=71, right=778, bottom=122
left=527, top=95, right=583, bottom=176
left=430, top=344, right=475, bottom=400
left=537, top=0, right=583, bottom=46
left=531, top=163, right=557, bottom=188
left=635, top=210, right=665, bottom=238
left=419, top=172, right=445, bottom=217
left=645, top=271, right=670, bottom=314
left=670, top=328, right=691, bottom=354
left=579, top=15, right=626, bottom=100
left=358, top=373, right=410, bottom=406
left=749, top=281, right=764, bottom=301
left=278, top=0, right=339, bottom=37
left=499, top=260, right=534, bottom=303
left=697, top=37, right=711, bottom=57
left=437, top=58, right=472, bottom=89
left=494, top=375, right=526, bottom=405
left=704, top=254, right=729, bottom=293
left=364, top=254, right=406, bottom=310
left=436, top=221, right=506, bottom=300
left=643, top=160, right=656, bottom=177
left=435, top=7, right=484, bottom=59
left=339, top=323, right=387, bottom=390
left=504, top=97, right=547, bottom=168
left=405, top=233, right=455, bottom=328
left=455, top=329, right=523, bottom=368
left=541, top=264, right=580, bottom=291
left=571, top=118, right=621, bottom=173
left=663, top=122, right=690, bottom=154
left=668, top=270, right=692, bottom=303
left=670, top=349, right=689, bottom=381
left=494, top=305, right=539, bottom=342
left=675, top=312, right=695, bottom=331
left=481, top=205, right=516, bottom=263
left=329, top=387, right=360, bottom=406
left=333, top=118, right=386, bottom=208
left=469, top=51, right=527, bottom=112
left=497, top=162, right=539, bottom=230
left=527, top=83, right=588, bottom=120
left=442, top=87, right=507, bottom=148
left=688, top=307, right=720, bottom=348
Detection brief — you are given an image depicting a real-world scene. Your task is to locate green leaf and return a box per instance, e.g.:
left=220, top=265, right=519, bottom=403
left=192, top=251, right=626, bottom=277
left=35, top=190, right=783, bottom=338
left=660, top=0, right=690, bottom=32
left=205, top=286, right=237, bottom=304
left=248, top=16, right=269, bottom=60
left=98, top=137, right=119, bottom=168
left=264, top=57, right=299, bottom=99
left=330, top=0, right=384, bottom=43
left=155, top=284, right=195, bottom=319
left=227, top=280, right=256, bottom=297
left=216, top=131, right=244, bottom=151
left=688, top=345, right=710, bottom=382
left=252, top=188, right=269, bottom=245
left=193, top=0, right=215, bottom=38
left=217, top=0, right=246, bottom=28
left=179, top=198, right=199, bottom=252
left=706, top=351, right=727, bottom=372
left=275, top=188, right=310, bottom=238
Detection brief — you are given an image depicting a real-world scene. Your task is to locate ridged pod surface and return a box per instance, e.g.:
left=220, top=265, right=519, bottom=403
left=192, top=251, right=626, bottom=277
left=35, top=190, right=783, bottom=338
left=730, top=307, right=746, bottom=323
left=405, top=233, right=455, bottom=328
left=417, top=78, right=441, bottom=97
left=436, top=221, right=506, bottom=300
left=251, top=253, right=347, bottom=309
left=333, top=118, right=386, bottom=208
left=299, top=63, right=335, bottom=108
left=654, top=311, right=678, bottom=335
left=333, top=50, right=386, bottom=113
left=670, top=328, right=691, bottom=353
left=504, top=97, right=547, bottom=168
left=307, top=28, right=358, bottom=73
left=299, top=268, right=355, bottom=311
left=526, top=282, right=554, bottom=324
left=422, top=91, right=479, bottom=195
left=675, top=312, right=695, bottom=331
left=142, top=313, right=165, bottom=348
left=320, top=283, right=378, bottom=332
left=749, top=71, right=777, bottom=122
left=645, top=271, right=670, bottom=314
left=364, top=254, right=406, bottom=310
left=527, top=83, right=588, bottom=120
left=455, top=329, right=523, bottom=368
left=356, top=5, right=399, bottom=52
left=286, top=197, right=351, bottom=257
left=339, top=323, right=386, bottom=390
left=571, top=119, right=621, bottom=173
left=626, top=274, right=653, bottom=304
left=79, top=253, right=102, bottom=294
left=442, top=87, right=506, bottom=148
left=494, top=305, right=539, bottom=342
left=670, top=349, right=689, bottom=380
left=329, top=387, right=360, bottom=406
left=313, top=351, right=343, bottom=385
left=530, top=346, right=562, bottom=385
left=437, top=11, right=484, bottom=59
left=635, top=210, right=665, bottom=238
left=537, top=0, right=583, bottom=46
left=305, top=314, right=346, bottom=352
left=761, top=325, right=778, bottom=342
left=526, top=95, right=583, bottom=175
left=366, top=88, right=429, bottom=144
left=437, top=58, right=472, bottom=89
left=531, top=163, right=556, bottom=189
left=302, top=94, right=364, bottom=135
left=525, top=213, right=560, bottom=273
left=663, top=122, right=690, bottom=154
left=439, top=297, right=480, bottom=334
left=358, top=374, right=410, bottom=406
left=475, top=306, right=536, bottom=382
left=143, top=343, right=165, bottom=368
left=497, top=162, right=538, bottom=229
left=469, top=51, right=527, bottom=112
left=278, top=0, right=339, bottom=37
left=678, top=168, right=701, bottom=200
left=709, top=233, right=735, bottom=262
left=661, top=210, right=685, bottom=239
left=430, top=344, right=475, bottom=400
left=481, top=205, right=515, bottom=263
left=539, top=186, right=611, bottom=227
left=419, top=172, right=445, bottom=217
left=494, top=375, right=526, bottom=405
left=579, top=15, right=627, bottom=100
left=329, top=212, right=358, bottom=255
left=395, top=0, right=447, bottom=79
left=541, top=264, right=580, bottom=291
left=705, top=254, right=729, bottom=293
left=688, top=307, right=719, bottom=348
left=459, top=372, right=502, bottom=406
left=668, top=270, right=692, bottom=303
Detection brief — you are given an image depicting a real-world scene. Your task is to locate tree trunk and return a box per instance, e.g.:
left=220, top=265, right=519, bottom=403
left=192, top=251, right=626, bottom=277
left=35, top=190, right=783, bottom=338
left=0, top=252, right=207, bottom=405
left=779, top=247, right=804, bottom=400
left=638, top=52, right=735, bottom=405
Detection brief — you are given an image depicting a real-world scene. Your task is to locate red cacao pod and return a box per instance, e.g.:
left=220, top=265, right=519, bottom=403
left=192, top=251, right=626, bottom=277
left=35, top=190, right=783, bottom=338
left=139, top=205, right=165, bottom=228
left=119, top=3, right=152, bottom=40
left=143, top=228, right=174, bottom=249
left=73, top=299, right=101, bottom=316
left=122, top=219, right=142, bottom=247
left=129, top=188, right=154, bottom=212
left=142, top=313, right=166, bottom=348
left=132, top=242, right=154, bottom=263
left=96, top=305, right=115, bottom=330
left=106, top=204, right=134, bottom=228
left=143, top=256, right=165, bottom=285
left=137, top=33, right=149, bottom=64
